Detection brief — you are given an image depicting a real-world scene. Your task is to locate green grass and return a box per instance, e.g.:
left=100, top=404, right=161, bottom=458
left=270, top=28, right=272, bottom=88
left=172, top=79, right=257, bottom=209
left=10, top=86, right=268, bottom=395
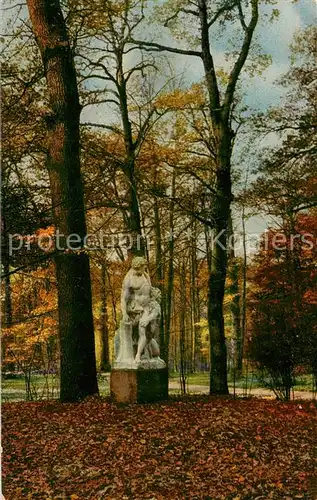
left=2, top=372, right=314, bottom=401
left=169, top=372, right=209, bottom=385
left=1, top=373, right=110, bottom=402
left=2, top=375, right=59, bottom=402
left=169, top=371, right=263, bottom=388
left=168, top=371, right=315, bottom=391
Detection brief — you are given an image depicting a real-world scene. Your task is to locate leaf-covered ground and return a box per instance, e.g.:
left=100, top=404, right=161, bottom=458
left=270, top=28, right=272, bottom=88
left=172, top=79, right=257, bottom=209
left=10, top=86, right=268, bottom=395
left=2, top=397, right=316, bottom=499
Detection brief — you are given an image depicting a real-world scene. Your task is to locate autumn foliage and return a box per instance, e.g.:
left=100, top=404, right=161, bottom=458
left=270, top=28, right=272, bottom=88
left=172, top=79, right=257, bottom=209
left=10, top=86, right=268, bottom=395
left=2, top=398, right=317, bottom=499
left=248, top=212, right=317, bottom=399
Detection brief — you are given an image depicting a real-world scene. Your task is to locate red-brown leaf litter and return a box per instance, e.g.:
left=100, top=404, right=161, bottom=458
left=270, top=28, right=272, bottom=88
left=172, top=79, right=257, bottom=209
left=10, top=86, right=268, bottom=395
left=2, top=397, right=316, bottom=499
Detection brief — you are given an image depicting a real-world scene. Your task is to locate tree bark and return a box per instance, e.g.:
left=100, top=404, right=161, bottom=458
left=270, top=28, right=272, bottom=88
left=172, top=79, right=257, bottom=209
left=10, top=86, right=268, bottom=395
left=241, top=204, right=248, bottom=373
left=153, top=195, right=165, bottom=356
left=1, top=215, right=13, bottom=328
left=198, top=0, right=258, bottom=395
left=190, top=218, right=200, bottom=371
left=207, top=121, right=231, bottom=394
left=1, top=213, right=14, bottom=370
left=117, top=59, right=144, bottom=256
left=26, top=0, right=98, bottom=401
left=100, top=261, right=110, bottom=371
left=228, top=212, right=242, bottom=373
left=164, top=169, right=176, bottom=366
left=179, top=259, right=187, bottom=393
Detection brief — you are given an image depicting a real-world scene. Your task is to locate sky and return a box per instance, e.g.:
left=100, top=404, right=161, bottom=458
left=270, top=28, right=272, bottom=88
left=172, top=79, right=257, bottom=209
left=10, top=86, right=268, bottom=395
left=80, top=0, right=316, bottom=119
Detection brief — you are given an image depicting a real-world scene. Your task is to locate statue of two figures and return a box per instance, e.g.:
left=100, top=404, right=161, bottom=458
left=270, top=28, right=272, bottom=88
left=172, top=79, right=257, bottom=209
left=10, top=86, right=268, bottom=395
left=114, top=257, right=166, bottom=370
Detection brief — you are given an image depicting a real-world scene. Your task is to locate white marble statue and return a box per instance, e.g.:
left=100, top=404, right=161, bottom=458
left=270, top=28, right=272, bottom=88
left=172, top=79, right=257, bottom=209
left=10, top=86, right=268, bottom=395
left=114, top=257, right=166, bottom=370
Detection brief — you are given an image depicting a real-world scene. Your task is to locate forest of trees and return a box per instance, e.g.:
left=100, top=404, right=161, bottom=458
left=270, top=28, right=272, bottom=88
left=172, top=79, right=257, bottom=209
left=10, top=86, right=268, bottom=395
left=1, top=0, right=316, bottom=402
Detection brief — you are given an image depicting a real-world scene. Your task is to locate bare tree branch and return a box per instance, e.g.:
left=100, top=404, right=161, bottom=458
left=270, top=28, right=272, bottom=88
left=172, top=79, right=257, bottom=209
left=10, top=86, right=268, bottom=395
left=208, top=0, right=238, bottom=28
left=130, top=38, right=202, bottom=57
left=222, top=0, right=259, bottom=120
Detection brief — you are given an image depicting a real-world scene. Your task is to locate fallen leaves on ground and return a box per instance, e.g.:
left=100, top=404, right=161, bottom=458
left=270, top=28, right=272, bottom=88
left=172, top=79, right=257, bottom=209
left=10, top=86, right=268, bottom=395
left=2, top=397, right=316, bottom=499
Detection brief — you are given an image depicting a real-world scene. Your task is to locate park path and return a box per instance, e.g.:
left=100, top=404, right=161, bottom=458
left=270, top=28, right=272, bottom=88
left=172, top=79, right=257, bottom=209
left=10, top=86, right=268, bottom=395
left=168, top=381, right=315, bottom=400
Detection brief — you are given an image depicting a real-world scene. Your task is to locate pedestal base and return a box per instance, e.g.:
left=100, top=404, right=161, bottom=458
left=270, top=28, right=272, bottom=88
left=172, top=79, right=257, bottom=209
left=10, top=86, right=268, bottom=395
left=110, top=368, right=168, bottom=404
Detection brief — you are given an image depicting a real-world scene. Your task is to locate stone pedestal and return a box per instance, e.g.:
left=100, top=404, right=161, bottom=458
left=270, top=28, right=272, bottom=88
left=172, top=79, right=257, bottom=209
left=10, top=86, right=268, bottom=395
left=110, top=368, right=168, bottom=404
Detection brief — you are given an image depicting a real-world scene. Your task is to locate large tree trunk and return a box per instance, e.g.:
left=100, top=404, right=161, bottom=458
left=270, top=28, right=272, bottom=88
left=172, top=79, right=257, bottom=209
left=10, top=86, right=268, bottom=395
left=207, top=125, right=231, bottom=395
left=198, top=0, right=257, bottom=394
left=198, top=0, right=231, bottom=395
left=26, top=0, right=98, bottom=402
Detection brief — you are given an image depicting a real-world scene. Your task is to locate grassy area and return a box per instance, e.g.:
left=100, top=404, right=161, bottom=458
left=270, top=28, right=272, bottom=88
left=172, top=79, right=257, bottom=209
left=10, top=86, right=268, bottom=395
left=1, top=375, right=59, bottom=402
left=170, top=371, right=315, bottom=391
left=2, top=372, right=314, bottom=401
left=171, top=371, right=264, bottom=389
left=1, top=373, right=110, bottom=402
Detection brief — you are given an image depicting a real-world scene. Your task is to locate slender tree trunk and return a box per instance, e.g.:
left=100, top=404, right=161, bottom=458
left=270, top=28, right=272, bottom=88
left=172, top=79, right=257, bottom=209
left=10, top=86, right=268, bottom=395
left=105, top=265, right=118, bottom=331
left=153, top=195, right=165, bottom=355
left=204, top=226, right=212, bottom=274
left=117, top=62, right=144, bottom=257
left=127, top=167, right=144, bottom=256
left=3, top=261, right=14, bottom=370
left=26, top=0, right=98, bottom=401
left=179, top=259, right=187, bottom=393
left=4, top=270, right=12, bottom=326
left=172, top=289, right=177, bottom=372
left=100, top=261, right=110, bottom=371
left=241, top=205, right=248, bottom=371
left=2, top=217, right=13, bottom=328
left=1, top=214, right=14, bottom=370
left=164, top=169, right=176, bottom=365
left=227, top=212, right=242, bottom=373
left=190, top=218, right=200, bottom=371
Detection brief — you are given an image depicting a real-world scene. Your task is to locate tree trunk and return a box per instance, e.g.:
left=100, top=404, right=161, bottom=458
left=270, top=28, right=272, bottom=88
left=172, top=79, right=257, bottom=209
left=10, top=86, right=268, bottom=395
left=164, top=169, right=176, bottom=365
left=1, top=213, right=14, bottom=370
left=117, top=63, right=144, bottom=257
left=26, top=0, right=98, bottom=401
left=100, top=261, right=110, bottom=371
left=197, top=0, right=258, bottom=395
left=207, top=125, right=231, bottom=395
left=240, top=204, right=248, bottom=373
left=227, top=212, right=242, bottom=373
left=179, top=259, right=187, bottom=393
left=153, top=195, right=165, bottom=356
left=190, top=218, right=200, bottom=371
left=127, top=167, right=144, bottom=256
left=2, top=216, right=13, bottom=328
left=198, top=0, right=231, bottom=395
